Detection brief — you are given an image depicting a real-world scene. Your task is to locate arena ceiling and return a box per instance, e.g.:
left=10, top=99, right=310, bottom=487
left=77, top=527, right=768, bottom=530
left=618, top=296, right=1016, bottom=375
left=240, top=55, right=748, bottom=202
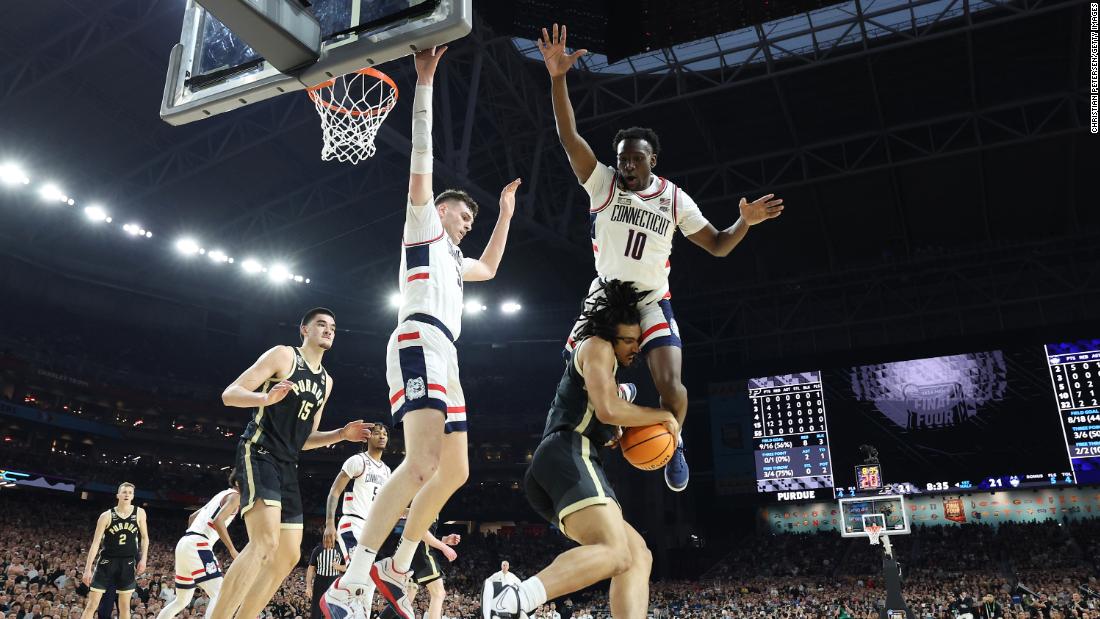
left=0, top=0, right=1092, bottom=354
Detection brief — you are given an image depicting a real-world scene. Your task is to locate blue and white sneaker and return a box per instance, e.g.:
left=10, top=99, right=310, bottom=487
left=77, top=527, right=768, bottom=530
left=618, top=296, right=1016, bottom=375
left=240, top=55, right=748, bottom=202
left=485, top=585, right=529, bottom=619
left=370, top=557, right=415, bottom=619
left=664, top=437, right=689, bottom=492
left=320, top=577, right=370, bottom=619
left=617, top=383, right=637, bottom=403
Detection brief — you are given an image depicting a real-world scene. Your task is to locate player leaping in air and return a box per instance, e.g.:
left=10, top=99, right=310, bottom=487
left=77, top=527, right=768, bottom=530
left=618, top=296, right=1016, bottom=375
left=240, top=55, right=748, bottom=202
left=538, top=23, right=785, bottom=492
left=322, top=46, right=520, bottom=619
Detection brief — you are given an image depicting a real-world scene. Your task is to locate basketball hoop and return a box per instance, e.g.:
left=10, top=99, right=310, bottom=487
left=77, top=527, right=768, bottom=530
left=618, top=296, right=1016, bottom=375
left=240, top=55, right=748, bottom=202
left=306, top=67, right=399, bottom=164
left=866, top=524, right=884, bottom=545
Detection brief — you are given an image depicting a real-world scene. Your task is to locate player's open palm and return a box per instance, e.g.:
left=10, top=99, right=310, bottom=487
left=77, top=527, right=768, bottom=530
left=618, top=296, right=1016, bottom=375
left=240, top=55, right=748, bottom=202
left=498, top=178, right=522, bottom=218
left=340, top=420, right=372, bottom=442
left=264, top=380, right=294, bottom=406
left=739, top=193, right=784, bottom=226
left=413, top=46, right=448, bottom=79
left=538, top=24, right=587, bottom=78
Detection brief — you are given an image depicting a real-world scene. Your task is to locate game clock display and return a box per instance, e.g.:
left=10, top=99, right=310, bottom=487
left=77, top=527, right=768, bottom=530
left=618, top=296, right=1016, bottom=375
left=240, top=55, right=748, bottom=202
left=745, top=339, right=1097, bottom=498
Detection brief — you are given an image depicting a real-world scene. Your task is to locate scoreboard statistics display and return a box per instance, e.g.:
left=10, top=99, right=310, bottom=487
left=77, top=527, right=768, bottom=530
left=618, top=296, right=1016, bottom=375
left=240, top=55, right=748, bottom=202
left=739, top=338, right=1098, bottom=498
left=749, top=372, right=833, bottom=492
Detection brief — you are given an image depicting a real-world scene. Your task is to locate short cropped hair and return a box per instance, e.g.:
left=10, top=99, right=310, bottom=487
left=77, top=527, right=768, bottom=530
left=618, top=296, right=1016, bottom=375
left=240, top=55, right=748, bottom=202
left=435, top=189, right=479, bottom=219
left=301, top=307, right=335, bottom=327
left=117, top=482, right=135, bottom=492
left=613, top=126, right=661, bottom=155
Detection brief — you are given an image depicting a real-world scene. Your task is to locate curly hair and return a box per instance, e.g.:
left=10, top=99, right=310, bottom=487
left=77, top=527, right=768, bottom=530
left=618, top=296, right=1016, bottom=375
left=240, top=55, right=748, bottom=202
left=574, top=280, right=645, bottom=344
left=612, top=126, right=661, bottom=156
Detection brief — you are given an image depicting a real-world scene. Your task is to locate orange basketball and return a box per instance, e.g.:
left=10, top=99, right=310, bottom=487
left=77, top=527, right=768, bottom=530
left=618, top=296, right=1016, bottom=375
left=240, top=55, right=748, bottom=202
left=620, top=424, right=676, bottom=471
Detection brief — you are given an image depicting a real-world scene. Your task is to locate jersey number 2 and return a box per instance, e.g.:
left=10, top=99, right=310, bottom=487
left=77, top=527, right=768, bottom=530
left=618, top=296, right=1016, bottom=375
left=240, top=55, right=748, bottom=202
left=624, top=230, right=647, bottom=260
left=118, top=534, right=127, bottom=545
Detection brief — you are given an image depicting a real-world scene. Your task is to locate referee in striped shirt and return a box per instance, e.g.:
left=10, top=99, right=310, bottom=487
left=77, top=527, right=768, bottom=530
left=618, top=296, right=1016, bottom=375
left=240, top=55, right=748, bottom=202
left=306, top=543, right=345, bottom=619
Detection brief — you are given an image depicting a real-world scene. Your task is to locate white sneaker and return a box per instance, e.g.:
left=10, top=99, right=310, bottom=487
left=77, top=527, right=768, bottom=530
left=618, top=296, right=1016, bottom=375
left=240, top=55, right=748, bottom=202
left=485, top=585, right=528, bottom=619
left=320, top=577, right=370, bottom=619
left=370, top=557, right=415, bottom=619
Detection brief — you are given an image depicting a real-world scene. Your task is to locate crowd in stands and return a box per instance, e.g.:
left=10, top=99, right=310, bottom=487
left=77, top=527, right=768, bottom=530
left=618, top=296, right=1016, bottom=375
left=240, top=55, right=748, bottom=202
left=2, top=488, right=1099, bottom=619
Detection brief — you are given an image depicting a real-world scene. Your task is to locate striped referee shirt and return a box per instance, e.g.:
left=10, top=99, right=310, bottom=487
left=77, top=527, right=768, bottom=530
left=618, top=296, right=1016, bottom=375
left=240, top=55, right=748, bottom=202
left=308, top=544, right=344, bottom=579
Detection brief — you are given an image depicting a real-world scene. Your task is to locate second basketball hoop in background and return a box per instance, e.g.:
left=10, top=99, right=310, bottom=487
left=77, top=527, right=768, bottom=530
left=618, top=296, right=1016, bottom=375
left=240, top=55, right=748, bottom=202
left=306, top=67, right=398, bottom=164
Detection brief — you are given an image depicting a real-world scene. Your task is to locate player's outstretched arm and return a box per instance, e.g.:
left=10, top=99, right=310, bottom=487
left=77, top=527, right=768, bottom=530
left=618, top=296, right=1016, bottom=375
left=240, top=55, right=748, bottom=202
left=302, top=380, right=371, bottom=449
left=463, top=178, right=520, bottom=282
left=538, top=24, right=597, bottom=184
left=578, top=339, right=678, bottom=433
left=687, top=193, right=785, bottom=257
left=82, top=511, right=110, bottom=585
left=422, top=531, right=458, bottom=562
left=213, top=492, right=241, bottom=559
left=221, top=345, right=294, bottom=408
left=323, top=470, right=353, bottom=549
left=409, top=46, right=447, bottom=208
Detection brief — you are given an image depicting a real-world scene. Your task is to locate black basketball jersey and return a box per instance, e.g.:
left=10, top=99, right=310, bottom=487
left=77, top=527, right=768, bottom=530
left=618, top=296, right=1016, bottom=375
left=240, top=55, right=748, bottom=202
left=542, top=338, right=618, bottom=446
left=240, top=347, right=328, bottom=462
left=101, top=507, right=140, bottom=558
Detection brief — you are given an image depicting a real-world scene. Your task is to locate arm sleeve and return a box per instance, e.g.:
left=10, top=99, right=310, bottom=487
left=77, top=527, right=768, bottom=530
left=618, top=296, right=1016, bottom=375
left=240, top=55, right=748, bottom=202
left=675, top=187, right=710, bottom=236
left=404, top=195, right=444, bottom=245
left=581, top=164, right=615, bottom=201
left=341, top=455, right=364, bottom=479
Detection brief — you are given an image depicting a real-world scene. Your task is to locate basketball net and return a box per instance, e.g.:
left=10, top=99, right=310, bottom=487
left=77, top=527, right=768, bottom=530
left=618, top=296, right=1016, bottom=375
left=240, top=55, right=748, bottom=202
left=866, top=524, right=884, bottom=545
left=306, top=67, right=399, bottom=164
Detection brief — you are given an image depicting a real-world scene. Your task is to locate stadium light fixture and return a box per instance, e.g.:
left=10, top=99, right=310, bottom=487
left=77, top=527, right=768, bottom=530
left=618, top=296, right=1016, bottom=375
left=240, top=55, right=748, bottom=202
left=241, top=259, right=263, bottom=274
left=208, top=249, right=230, bottom=263
left=84, top=205, right=109, bottom=223
left=501, top=301, right=522, bottom=314
left=465, top=300, right=487, bottom=314
left=38, top=183, right=69, bottom=204
left=123, top=223, right=143, bottom=236
left=268, top=264, right=291, bottom=283
left=175, top=237, right=201, bottom=256
left=388, top=292, right=403, bottom=308
left=0, top=162, right=29, bottom=186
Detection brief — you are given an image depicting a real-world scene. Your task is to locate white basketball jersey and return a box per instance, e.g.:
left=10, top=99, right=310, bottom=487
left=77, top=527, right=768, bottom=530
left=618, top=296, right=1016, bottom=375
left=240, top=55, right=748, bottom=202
left=186, top=488, right=239, bottom=544
left=340, top=452, right=392, bottom=519
left=583, top=165, right=709, bottom=303
left=398, top=196, right=473, bottom=340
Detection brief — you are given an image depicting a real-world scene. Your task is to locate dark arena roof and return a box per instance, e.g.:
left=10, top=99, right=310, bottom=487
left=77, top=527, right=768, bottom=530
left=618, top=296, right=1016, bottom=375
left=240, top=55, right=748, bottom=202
left=0, top=0, right=1096, bottom=616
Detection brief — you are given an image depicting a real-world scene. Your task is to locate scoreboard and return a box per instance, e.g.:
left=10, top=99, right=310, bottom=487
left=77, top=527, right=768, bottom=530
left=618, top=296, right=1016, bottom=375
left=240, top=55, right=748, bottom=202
left=1046, top=342, right=1100, bottom=484
left=750, top=371, right=834, bottom=492
left=740, top=340, right=1097, bottom=499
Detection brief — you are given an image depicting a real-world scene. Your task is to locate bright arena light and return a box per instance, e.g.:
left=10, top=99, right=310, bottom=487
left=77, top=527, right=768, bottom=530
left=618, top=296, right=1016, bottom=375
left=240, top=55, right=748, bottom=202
left=38, top=183, right=68, bottom=204
left=0, top=163, right=29, bottom=186
left=83, top=205, right=108, bottom=223
left=241, top=259, right=263, bottom=275
left=501, top=301, right=522, bottom=314
left=175, top=237, right=201, bottom=256
left=268, top=264, right=291, bottom=283
left=388, top=292, right=403, bottom=308
left=208, top=249, right=229, bottom=263
left=123, top=223, right=143, bottom=236
left=465, top=300, right=487, bottom=314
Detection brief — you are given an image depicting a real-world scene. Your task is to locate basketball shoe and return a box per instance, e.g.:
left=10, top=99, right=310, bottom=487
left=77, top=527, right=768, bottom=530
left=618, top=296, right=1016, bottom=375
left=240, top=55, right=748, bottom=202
left=319, top=577, right=370, bottom=619
left=617, top=383, right=637, bottom=402
left=484, top=585, right=529, bottom=619
left=664, top=437, right=689, bottom=491
left=370, top=557, right=415, bottom=619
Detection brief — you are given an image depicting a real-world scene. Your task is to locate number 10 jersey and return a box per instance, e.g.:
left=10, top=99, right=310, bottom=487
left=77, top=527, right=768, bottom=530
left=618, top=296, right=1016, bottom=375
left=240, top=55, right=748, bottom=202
left=584, top=164, right=709, bottom=305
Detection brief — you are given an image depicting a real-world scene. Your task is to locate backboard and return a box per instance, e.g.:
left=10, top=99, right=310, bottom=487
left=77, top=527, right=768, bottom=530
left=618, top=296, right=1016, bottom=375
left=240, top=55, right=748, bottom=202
left=838, top=493, right=910, bottom=538
left=161, top=0, right=472, bottom=125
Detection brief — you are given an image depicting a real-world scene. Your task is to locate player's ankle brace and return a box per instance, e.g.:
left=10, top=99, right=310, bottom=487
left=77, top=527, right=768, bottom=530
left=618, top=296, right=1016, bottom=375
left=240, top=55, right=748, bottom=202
left=410, top=85, right=432, bottom=175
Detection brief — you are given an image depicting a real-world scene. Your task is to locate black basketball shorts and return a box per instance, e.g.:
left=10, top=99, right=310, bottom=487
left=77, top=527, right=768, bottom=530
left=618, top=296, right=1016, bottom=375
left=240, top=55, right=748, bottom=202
left=90, top=556, right=137, bottom=593
left=236, top=440, right=304, bottom=527
left=524, top=430, right=618, bottom=537
left=410, top=543, right=445, bottom=586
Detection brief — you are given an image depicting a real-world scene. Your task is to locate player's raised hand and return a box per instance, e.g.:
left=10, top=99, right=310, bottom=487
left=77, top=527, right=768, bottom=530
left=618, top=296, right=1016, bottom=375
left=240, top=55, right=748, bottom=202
left=413, top=45, right=448, bottom=83
left=339, top=420, right=372, bottom=442
left=739, top=193, right=784, bottom=226
left=322, top=522, right=337, bottom=549
left=262, top=380, right=294, bottom=406
left=498, top=178, right=522, bottom=218
left=538, top=24, right=587, bottom=78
